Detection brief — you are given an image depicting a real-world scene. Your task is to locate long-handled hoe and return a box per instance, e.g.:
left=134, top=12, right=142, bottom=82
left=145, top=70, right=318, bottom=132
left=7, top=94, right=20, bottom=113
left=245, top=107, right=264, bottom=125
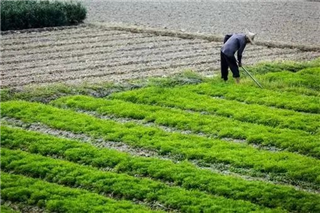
left=241, top=66, right=263, bottom=88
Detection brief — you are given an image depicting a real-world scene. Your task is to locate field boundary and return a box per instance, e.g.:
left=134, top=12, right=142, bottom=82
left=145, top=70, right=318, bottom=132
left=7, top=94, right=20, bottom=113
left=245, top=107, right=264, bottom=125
left=89, top=22, right=320, bottom=52
left=2, top=22, right=320, bottom=52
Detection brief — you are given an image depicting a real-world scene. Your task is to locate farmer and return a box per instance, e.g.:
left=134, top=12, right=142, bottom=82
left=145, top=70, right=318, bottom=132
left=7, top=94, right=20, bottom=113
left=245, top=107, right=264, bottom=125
left=220, top=31, right=256, bottom=83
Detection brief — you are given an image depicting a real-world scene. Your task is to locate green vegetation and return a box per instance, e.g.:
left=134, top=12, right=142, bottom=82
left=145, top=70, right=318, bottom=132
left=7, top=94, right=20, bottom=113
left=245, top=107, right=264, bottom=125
left=1, top=0, right=86, bottom=31
left=2, top=125, right=319, bottom=212
left=0, top=205, right=18, bottom=213
left=1, top=172, right=159, bottom=213
left=1, top=59, right=320, bottom=212
left=2, top=148, right=276, bottom=213
left=259, top=67, right=320, bottom=92
left=247, top=58, right=320, bottom=74
left=184, top=83, right=319, bottom=113
left=51, top=95, right=320, bottom=158
left=53, top=95, right=320, bottom=133
left=2, top=101, right=320, bottom=186
left=232, top=59, right=320, bottom=97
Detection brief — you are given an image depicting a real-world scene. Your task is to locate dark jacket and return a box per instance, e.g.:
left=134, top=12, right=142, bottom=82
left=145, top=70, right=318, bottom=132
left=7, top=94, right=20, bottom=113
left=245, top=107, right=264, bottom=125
left=221, top=34, right=247, bottom=64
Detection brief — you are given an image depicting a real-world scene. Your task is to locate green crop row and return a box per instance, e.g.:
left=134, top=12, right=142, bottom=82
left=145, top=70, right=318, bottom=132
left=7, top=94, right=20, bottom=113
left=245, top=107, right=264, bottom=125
left=247, top=58, right=320, bottom=75
left=2, top=125, right=319, bottom=212
left=258, top=67, right=320, bottom=92
left=228, top=76, right=318, bottom=98
left=1, top=0, right=86, bottom=31
left=1, top=172, right=158, bottom=213
left=0, top=205, right=18, bottom=213
left=110, top=86, right=320, bottom=135
left=239, top=65, right=320, bottom=96
left=2, top=148, right=274, bottom=213
left=1, top=101, right=320, bottom=186
left=52, top=95, right=320, bottom=158
left=180, top=82, right=320, bottom=113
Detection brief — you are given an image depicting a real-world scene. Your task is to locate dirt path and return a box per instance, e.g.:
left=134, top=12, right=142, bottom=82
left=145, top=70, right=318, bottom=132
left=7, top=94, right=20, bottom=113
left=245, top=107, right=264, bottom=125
left=1, top=23, right=319, bottom=88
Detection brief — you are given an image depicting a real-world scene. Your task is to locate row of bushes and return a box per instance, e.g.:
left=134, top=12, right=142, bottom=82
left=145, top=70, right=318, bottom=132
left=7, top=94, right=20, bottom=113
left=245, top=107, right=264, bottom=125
left=1, top=0, right=86, bottom=31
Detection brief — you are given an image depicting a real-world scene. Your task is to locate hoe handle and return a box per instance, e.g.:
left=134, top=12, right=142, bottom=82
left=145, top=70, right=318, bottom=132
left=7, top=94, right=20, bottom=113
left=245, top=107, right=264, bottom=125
left=241, top=66, right=263, bottom=88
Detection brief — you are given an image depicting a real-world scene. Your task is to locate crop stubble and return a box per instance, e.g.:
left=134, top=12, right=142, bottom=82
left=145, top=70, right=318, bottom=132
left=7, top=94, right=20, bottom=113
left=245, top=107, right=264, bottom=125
left=1, top=24, right=320, bottom=88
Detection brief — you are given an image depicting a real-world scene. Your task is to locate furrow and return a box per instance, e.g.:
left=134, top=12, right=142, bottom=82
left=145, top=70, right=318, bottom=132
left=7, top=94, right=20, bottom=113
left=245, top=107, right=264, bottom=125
left=1, top=36, right=185, bottom=60
left=2, top=47, right=306, bottom=87
left=2, top=46, right=288, bottom=76
left=0, top=45, right=298, bottom=74
left=0, top=33, right=152, bottom=52
left=1, top=30, right=131, bottom=46
left=4, top=52, right=316, bottom=89
left=2, top=42, right=218, bottom=76
left=2, top=60, right=214, bottom=87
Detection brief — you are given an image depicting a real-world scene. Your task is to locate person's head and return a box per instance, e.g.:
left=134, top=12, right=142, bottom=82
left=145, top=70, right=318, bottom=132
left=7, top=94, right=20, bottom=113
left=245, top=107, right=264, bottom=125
left=245, top=31, right=256, bottom=44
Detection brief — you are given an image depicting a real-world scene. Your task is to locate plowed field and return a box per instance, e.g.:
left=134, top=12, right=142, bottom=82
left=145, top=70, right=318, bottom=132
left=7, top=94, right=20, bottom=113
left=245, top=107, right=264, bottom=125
left=1, top=24, right=319, bottom=88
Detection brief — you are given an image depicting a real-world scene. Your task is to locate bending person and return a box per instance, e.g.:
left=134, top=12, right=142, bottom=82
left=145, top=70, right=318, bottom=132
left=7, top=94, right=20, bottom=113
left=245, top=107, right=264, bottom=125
left=220, top=31, right=256, bottom=83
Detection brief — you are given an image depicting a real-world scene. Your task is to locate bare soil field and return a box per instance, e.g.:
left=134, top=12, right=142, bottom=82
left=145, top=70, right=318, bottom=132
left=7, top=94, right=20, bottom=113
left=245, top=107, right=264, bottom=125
left=1, top=23, right=319, bottom=88
left=79, top=0, right=320, bottom=46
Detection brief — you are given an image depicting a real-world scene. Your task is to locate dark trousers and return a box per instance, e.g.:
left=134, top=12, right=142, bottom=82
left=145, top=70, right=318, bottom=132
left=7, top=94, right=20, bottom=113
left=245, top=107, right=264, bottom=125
left=220, top=51, right=240, bottom=81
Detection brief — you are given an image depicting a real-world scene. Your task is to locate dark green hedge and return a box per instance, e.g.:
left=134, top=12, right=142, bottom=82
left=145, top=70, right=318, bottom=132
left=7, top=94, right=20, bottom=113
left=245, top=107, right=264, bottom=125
left=1, top=1, right=87, bottom=31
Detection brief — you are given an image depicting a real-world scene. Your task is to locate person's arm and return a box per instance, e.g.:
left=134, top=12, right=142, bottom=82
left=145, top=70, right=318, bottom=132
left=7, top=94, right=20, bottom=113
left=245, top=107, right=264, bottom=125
left=237, top=38, right=246, bottom=66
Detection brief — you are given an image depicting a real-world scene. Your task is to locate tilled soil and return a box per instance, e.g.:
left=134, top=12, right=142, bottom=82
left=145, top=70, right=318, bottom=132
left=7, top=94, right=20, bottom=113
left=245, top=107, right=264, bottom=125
left=78, top=0, right=320, bottom=46
left=1, top=23, right=319, bottom=88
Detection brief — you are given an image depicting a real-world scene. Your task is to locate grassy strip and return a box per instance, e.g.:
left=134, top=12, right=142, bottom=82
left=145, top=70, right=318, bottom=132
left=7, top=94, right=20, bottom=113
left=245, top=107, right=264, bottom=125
left=0, top=172, right=158, bottom=213
left=257, top=67, right=320, bottom=92
left=2, top=148, right=274, bottom=213
left=0, top=81, right=125, bottom=103
left=217, top=69, right=320, bottom=97
left=52, top=95, right=320, bottom=157
left=234, top=60, right=320, bottom=96
left=241, top=79, right=319, bottom=97
left=1, top=0, right=86, bottom=31
left=1, top=101, right=320, bottom=186
left=246, top=58, right=320, bottom=75
left=2, top=126, right=319, bottom=212
left=182, top=83, right=320, bottom=113
left=0, top=70, right=203, bottom=102
left=0, top=205, right=18, bottom=213
left=110, top=86, right=320, bottom=135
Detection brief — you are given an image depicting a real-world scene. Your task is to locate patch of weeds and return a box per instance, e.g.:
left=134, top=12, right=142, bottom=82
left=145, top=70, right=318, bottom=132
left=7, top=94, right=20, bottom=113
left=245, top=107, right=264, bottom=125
left=142, top=70, right=205, bottom=88
left=1, top=82, right=131, bottom=103
left=0, top=69, right=204, bottom=103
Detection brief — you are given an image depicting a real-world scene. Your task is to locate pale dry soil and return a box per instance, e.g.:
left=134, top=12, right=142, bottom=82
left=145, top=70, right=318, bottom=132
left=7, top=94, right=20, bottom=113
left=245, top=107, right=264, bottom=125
left=79, top=0, right=320, bottom=46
